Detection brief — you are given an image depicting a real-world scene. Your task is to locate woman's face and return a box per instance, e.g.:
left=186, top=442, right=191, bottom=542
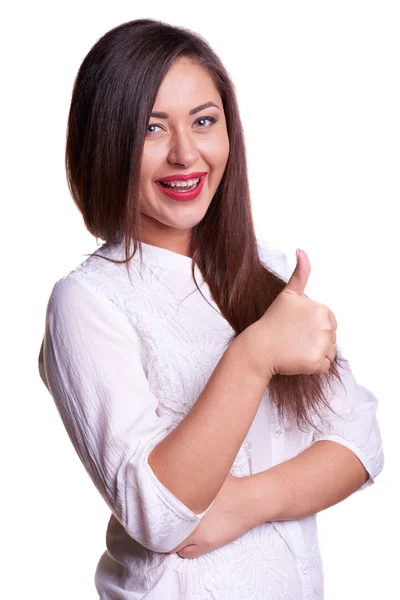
left=139, top=57, right=230, bottom=257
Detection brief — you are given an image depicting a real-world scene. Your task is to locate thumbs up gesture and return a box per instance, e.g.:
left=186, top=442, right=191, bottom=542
left=239, top=249, right=338, bottom=379
left=285, top=248, right=312, bottom=295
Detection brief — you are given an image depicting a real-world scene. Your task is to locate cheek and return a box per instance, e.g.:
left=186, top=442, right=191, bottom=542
left=209, top=143, right=229, bottom=173
left=210, top=133, right=229, bottom=167
left=140, top=146, right=164, bottom=183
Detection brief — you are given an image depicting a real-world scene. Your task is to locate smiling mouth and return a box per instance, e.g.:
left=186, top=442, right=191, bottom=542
left=158, top=177, right=202, bottom=191
left=153, top=173, right=208, bottom=201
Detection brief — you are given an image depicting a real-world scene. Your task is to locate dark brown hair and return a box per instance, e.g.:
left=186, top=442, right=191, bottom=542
left=66, top=18, right=349, bottom=431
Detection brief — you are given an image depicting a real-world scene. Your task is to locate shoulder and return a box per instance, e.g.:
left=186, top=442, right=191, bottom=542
left=44, top=269, right=143, bottom=356
left=256, top=238, right=293, bottom=282
left=48, top=244, right=132, bottom=317
left=46, top=267, right=127, bottom=331
left=46, top=272, right=111, bottom=322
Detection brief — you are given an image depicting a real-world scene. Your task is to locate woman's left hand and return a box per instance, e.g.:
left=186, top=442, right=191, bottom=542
left=168, top=474, right=252, bottom=558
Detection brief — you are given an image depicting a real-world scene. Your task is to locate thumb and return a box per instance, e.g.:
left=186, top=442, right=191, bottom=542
left=284, top=248, right=311, bottom=295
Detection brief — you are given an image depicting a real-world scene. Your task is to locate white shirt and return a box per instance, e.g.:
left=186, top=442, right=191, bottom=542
left=38, top=237, right=384, bottom=600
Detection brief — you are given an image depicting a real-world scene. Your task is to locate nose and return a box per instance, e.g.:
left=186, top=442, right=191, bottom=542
left=167, top=127, right=199, bottom=167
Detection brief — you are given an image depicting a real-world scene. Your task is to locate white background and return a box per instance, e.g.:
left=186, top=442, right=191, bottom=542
left=2, top=1, right=398, bottom=598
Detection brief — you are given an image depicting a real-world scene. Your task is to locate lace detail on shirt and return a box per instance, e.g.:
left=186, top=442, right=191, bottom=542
left=150, top=523, right=302, bottom=600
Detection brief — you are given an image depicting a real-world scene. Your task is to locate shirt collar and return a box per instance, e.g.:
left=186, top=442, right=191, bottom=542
left=97, top=237, right=205, bottom=283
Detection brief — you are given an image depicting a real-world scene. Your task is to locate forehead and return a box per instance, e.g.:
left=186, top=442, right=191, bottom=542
left=153, top=58, right=220, bottom=109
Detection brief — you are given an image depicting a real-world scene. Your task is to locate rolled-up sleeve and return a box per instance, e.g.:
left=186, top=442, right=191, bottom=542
left=311, top=356, right=384, bottom=491
left=38, top=274, right=214, bottom=553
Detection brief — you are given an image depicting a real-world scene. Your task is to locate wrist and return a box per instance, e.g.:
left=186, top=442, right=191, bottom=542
left=235, top=325, right=275, bottom=383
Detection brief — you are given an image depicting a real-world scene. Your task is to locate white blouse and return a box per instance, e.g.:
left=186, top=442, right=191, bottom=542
left=38, top=237, right=384, bottom=600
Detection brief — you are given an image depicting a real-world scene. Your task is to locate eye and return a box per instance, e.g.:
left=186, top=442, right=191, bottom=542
left=146, top=124, right=162, bottom=136
left=194, top=116, right=217, bottom=128
left=146, top=116, right=217, bottom=137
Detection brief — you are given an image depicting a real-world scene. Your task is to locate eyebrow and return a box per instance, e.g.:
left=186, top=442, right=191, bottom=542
left=150, top=101, right=220, bottom=119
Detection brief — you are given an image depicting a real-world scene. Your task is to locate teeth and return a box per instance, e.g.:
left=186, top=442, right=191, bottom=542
left=160, top=177, right=201, bottom=188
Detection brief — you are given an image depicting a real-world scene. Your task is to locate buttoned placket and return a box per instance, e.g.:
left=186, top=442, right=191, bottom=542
left=268, top=400, right=315, bottom=598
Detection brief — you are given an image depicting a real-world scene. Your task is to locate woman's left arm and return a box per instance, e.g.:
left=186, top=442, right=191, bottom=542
left=245, top=356, right=385, bottom=526
left=170, top=440, right=371, bottom=557
left=240, top=439, right=370, bottom=528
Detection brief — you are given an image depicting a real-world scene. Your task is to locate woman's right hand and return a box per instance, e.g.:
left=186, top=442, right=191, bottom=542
left=238, top=249, right=338, bottom=379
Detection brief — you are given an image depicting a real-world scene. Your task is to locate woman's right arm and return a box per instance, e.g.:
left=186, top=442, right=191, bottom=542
left=39, top=274, right=235, bottom=554
left=39, top=274, right=271, bottom=554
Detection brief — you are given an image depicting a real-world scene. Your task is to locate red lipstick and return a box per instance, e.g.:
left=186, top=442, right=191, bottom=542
left=154, top=173, right=208, bottom=202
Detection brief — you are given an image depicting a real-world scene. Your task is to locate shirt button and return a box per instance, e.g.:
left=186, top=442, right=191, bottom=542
left=274, top=427, right=283, bottom=437
left=302, top=563, right=310, bottom=575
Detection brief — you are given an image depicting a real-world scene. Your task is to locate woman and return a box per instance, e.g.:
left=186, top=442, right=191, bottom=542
left=38, top=18, right=384, bottom=599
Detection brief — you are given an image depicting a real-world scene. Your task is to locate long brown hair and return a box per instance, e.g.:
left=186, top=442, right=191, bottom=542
left=66, top=18, right=349, bottom=432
